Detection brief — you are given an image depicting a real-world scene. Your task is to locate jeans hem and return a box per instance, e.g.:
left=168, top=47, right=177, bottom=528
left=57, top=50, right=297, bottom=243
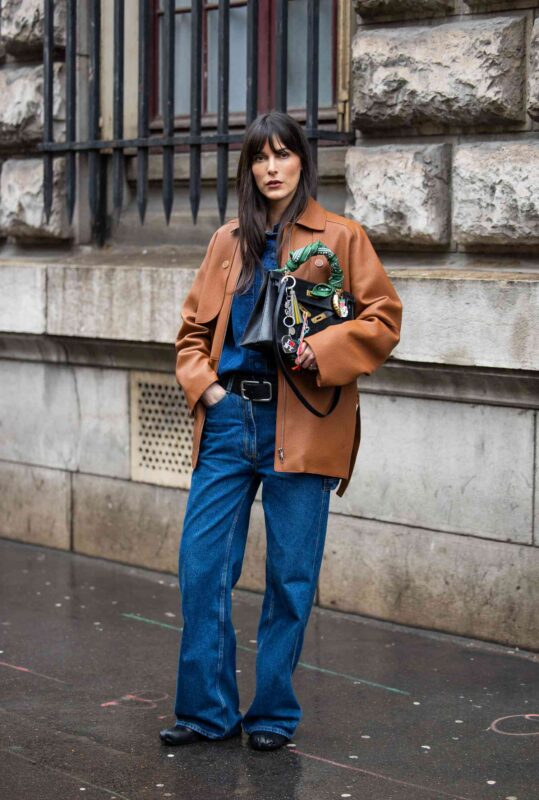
left=242, top=724, right=292, bottom=739
left=175, top=720, right=240, bottom=740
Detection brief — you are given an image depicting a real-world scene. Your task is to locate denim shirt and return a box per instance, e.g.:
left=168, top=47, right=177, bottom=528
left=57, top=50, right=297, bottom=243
left=217, top=222, right=280, bottom=379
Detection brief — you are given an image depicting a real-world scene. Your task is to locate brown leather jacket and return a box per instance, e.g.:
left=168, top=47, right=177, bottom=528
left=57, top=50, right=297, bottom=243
left=175, top=196, right=403, bottom=497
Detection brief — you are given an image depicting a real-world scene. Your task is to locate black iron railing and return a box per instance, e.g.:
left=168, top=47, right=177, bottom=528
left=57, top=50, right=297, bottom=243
left=39, top=0, right=354, bottom=245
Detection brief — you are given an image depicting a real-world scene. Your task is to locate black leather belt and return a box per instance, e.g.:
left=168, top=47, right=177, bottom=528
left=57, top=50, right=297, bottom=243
left=219, top=372, right=277, bottom=402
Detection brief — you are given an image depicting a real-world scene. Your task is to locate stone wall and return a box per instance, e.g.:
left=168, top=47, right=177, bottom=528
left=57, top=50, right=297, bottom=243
left=0, top=0, right=537, bottom=652
left=349, top=2, right=539, bottom=251
left=341, top=0, right=539, bottom=648
left=0, top=0, right=68, bottom=243
left=0, top=259, right=538, bottom=650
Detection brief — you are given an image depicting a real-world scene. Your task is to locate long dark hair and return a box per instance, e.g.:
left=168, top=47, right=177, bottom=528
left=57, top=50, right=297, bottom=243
left=234, top=111, right=317, bottom=295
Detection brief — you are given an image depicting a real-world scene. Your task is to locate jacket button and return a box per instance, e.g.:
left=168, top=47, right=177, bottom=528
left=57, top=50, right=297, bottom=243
left=314, top=257, right=325, bottom=267
left=222, top=259, right=230, bottom=269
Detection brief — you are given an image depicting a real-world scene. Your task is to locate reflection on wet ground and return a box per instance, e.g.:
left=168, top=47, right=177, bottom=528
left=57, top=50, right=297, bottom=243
left=0, top=538, right=537, bottom=800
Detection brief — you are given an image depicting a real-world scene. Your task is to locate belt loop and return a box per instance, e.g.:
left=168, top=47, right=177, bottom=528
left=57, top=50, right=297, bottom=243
left=226, top=374, right=234, bottom=392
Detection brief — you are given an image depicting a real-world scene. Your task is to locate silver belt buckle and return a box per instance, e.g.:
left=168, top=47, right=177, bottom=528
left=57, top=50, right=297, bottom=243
left=240, top=379, right=273, bottom=401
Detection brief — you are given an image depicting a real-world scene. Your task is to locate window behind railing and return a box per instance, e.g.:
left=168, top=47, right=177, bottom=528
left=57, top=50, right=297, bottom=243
left=39, top=0, right=354, bottom=246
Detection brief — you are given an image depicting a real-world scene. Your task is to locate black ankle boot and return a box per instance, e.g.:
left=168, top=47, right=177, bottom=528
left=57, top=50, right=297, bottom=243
left=159, top=725, right=208, bottom=745
left=159, top=724, right=243, bottom=746
left=249, top=731, right=290, bottom=751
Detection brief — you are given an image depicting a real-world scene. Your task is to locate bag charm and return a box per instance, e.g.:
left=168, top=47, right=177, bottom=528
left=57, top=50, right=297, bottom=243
left=281, top=276, right=311, bottom=354
left=332, top=292, right=349, bottom=318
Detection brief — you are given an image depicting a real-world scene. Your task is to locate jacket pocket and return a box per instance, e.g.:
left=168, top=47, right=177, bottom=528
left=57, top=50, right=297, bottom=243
left=195, top=292, right=224, bottom=324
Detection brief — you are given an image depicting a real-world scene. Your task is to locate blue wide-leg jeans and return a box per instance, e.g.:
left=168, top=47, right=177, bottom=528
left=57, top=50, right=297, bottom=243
left=173, top=375, right=339, bottom=740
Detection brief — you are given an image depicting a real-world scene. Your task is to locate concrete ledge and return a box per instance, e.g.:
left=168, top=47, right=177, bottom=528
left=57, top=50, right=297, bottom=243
left=0, top=461, right=70, bottom=550
left=0, top=262, right=46, bottom=333
left=0, top=261, right=537, bottom=371
left=1, top=333, right=538, bottom=409
left=46, top=264, right=193, bottom=343
left=391, top=269, right=539, bottom=371
left=319, top=515, right=539, bottom=650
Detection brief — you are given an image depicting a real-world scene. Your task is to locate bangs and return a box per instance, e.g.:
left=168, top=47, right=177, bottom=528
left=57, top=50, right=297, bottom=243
left=246, top=118, right=300, bottom=160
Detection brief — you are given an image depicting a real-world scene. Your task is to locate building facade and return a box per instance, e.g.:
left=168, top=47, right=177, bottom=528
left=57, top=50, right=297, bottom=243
left=0, top=0, right=537, bottom=650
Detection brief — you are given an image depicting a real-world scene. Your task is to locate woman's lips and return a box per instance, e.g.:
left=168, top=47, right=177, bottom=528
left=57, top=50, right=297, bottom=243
left=267, top=181, right=282, bottom=188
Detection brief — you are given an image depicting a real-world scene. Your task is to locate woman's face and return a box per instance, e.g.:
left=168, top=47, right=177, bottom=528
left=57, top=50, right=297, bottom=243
left=251, top=137, right=302, bottom=210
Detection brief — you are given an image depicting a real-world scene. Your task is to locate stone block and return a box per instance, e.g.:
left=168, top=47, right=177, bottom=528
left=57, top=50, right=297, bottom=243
left=0, top=64, right=65, bottom=145
left=527, top=20, right=539, bottom=121
left=453, top=142, right=539, bottom=249
left=352, top=16, right=526, bottom=130
left=1, top=0, right=66, bottom=54
left=72, top=473, right=268, bottom=583
left=354, top=0, right=453, bottom=18
left=334, top=394, right=534, bottom=542
left=345, top=144, right=450, bottom=247
left=465, top=0, right=531, bottom=6
left=390, top=270, right=539, bottom=371
left=362, top=359, right=539, bottom=410
left=0, top=263, right=46, bottom=333
left=0, top=461, right=70, bottom=549
left=0, top=360, right=129, bottom=477
left=319, top=517, right=539, bottom=650
left=0, top=158, right=70, bottom=241
left=536, top=419, right=539, bottom=547
left=73, top=474, right=185, bottom=573
left=47, top=264, right=195, bottom=343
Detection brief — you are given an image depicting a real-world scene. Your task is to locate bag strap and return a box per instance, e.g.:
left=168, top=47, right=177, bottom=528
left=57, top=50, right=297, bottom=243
left=272, top=277, right=341, bottom=418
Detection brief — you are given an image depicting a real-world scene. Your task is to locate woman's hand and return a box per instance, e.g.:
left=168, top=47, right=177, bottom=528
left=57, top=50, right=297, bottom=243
left=294, top=342, right=318, bottom=371
left=202, top=382, right=227, bottom=407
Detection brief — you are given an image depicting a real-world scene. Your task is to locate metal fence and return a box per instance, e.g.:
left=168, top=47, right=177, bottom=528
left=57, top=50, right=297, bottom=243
left=39, top=0, right=354, bottom=245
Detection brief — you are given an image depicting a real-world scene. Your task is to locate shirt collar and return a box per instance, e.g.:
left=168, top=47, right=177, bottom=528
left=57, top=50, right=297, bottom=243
left=227, top=195, right=327, bottom=233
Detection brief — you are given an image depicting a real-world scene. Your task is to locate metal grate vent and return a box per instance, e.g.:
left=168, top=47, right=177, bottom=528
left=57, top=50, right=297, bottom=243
left=130, top=371, right=192, bottom=489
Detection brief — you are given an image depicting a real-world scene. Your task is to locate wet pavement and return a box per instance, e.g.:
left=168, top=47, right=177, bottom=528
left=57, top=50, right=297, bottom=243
left=0, top=537, right=537, bottom=800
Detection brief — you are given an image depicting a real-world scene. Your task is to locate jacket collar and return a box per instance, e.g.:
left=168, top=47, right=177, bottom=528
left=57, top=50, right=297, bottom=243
left=228, top=195, right=326, bottom=232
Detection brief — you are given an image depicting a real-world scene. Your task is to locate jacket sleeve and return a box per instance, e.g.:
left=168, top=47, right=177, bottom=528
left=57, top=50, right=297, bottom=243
left=175, top=230, right=220, bottom=417
left=303, top=222, right=403, bottom=387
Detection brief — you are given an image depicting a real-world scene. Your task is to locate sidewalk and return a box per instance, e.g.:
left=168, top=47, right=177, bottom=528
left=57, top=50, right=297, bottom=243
left=0, top=538, right=537, bottom=800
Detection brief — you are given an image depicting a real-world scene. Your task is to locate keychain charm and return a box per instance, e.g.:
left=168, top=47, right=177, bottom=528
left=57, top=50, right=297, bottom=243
left=332, top=292, right=349, bottom=318
left=281, top=334, right=297, bottom=353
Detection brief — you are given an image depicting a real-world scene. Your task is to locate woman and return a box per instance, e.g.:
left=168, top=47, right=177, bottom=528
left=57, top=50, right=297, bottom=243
left=160, top=111, right=402, bottom=751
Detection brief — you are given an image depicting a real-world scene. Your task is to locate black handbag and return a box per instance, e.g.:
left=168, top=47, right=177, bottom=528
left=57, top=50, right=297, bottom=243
left=239, top=240, right=355, bottom=418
